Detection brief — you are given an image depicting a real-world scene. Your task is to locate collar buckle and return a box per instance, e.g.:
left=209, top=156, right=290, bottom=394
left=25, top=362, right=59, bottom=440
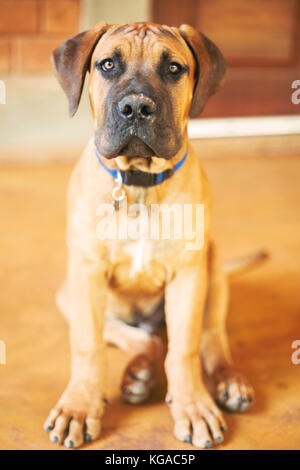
left=112, top=170, right=126, bottom=211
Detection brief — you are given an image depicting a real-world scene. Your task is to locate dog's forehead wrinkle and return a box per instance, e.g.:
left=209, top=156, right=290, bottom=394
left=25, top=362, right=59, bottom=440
left=108, top=22, right=172, bottom=36
left=96, top=26, right=188, bottom=67
left=152, top=39, right=189, bottom=64
left=94, top=37, right=132, bottom=60
left=106, top=22, right=183, bottom=49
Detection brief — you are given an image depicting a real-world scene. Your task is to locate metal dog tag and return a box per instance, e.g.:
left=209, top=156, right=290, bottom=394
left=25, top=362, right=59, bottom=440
left=112, top=171, right=126, bottom=211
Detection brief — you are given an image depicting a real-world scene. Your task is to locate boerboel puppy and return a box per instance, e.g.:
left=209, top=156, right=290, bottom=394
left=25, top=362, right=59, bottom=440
left=44, top=21, right=256, bottom=449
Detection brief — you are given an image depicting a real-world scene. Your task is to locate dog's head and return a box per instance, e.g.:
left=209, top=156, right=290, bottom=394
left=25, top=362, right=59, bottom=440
left=52, top=22, right=226, bottom=160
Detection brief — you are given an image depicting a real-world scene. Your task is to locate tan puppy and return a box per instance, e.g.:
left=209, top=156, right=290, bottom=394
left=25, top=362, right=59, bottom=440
left=44, top=21, right=255, bottom=449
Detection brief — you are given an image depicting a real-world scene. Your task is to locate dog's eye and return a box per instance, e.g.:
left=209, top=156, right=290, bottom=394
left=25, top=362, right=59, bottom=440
left=101, top=59, right=115, bottom=71
left=169, top=62, right=182, bottom=74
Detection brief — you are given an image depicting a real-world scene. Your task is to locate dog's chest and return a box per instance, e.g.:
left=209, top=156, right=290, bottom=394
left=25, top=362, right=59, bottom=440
left=106, top=210, right=176, bottom=294
left=109, top=243, right=168, bottom=295
left=124, top=236, right=151, bottom=277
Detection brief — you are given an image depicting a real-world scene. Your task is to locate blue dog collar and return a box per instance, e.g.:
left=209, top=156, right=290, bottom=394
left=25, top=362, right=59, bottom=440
left=95, top=146, right=188, bottom=187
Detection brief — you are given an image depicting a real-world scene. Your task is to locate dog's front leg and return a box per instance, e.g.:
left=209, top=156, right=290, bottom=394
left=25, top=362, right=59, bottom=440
left=44, top=247, right=108, bottom=449
left=164, top=260, right=226, bottom=448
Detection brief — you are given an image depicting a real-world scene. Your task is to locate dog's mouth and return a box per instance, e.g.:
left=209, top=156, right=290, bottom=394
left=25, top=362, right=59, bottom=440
left=119, top=136, right=155, bottom=158
left=96, top=117, right=181, bottom=161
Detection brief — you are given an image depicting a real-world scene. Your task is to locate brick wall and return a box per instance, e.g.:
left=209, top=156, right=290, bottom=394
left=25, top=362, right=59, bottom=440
left=0, top=0, right=81, bottom=74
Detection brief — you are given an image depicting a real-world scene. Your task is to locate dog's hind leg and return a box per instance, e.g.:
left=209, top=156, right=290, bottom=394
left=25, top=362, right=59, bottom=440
left=104, top=317, right=163, bottom=404
left=201, top=242, right=255, bottom=412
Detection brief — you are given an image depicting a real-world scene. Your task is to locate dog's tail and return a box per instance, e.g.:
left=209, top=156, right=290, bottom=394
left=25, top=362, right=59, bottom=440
left=223, top=250, right=269, bottom=276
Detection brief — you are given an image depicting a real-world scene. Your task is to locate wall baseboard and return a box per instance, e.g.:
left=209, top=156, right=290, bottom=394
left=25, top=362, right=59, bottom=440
left=188, top=115, right=300, bottom=139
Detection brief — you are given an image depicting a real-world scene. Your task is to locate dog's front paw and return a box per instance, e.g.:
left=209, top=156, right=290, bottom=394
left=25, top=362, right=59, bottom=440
left=167, top=389, right=227, bottom=448
left=44, top=381, right=106, bottom=448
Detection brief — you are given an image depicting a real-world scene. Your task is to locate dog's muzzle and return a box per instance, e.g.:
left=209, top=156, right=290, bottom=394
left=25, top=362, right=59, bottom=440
left=112, top=93, right=158, bottom=158
left=96, top=85, right=181, bottom=160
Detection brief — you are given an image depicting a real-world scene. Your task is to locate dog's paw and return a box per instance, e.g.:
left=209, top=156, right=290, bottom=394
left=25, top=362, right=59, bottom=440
left=122, top=354, right=155, bottom=404
left=213, top=366, right=254, bottom=412
left=44, top=381, right=106, bottom=448
left=167, top=390, right=226, bottom=448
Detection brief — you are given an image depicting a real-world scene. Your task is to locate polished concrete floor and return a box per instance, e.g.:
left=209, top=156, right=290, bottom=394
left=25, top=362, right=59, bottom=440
left=0, top=138, right=300, bottom=450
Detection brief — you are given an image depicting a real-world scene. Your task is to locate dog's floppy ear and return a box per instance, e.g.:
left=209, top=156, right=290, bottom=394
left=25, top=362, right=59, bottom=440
left=51, top=21, right=109, bottom=117
left=179, top=24, right=226, bottom=118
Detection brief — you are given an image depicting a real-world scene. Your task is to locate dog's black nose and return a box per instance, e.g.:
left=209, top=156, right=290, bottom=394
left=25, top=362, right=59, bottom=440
left=117, top=94, right=156, bottom=120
